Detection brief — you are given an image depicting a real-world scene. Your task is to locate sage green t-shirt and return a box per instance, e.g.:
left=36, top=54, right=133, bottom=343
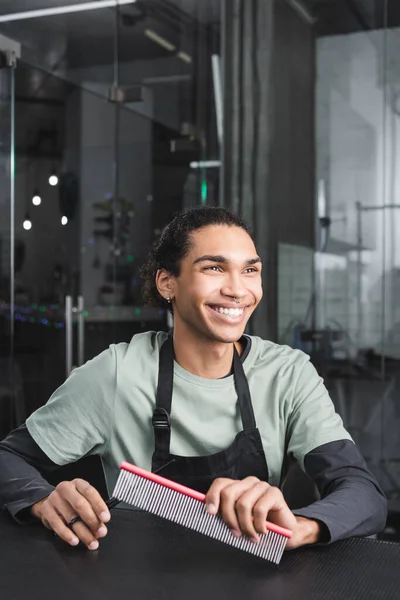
left=26, top=331, right=351, bottom=495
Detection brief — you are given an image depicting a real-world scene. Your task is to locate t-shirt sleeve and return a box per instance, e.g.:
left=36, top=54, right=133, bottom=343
left=286, top=357, right=352, bottom=470
left=25, top=346, right=117, bottom=465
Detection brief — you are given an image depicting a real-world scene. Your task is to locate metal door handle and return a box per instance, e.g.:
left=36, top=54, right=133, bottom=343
left=77, top=295, right=85, bottom=368
left=65, top=295, right=73, bottom=378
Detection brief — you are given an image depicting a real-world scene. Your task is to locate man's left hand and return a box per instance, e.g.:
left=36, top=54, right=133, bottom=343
left=205, top=477, right=321, bottom=550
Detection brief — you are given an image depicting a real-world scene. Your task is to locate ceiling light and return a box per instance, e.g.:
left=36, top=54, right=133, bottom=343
left=190, top=160, right=221, bottom=169
left=0, top=0, right=137, bottom=23
left=61, top=216, right=68, bottom=226
left=212, top=54, right=223, bottom=146
left=32, top=188, right=41, bottom=206
left=23, top=215, right=32, bottom=231
left=145, top=29, right=176, bottom=52
left=177, top=51, right=192, bottom=64
left=49, top=167, right=59, bottom=186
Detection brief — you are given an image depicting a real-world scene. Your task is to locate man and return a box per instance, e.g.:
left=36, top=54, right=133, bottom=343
left=0, top=207, right=387, bottom=552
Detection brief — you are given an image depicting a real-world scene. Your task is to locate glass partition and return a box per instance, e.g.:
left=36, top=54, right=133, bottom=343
left=311, top=0, right=399, bottom=514
left=0, top=0, right=221, bottom=433
left=0, top=48, right=16, bottom=437
left=268, top=0, right=400, bottom=517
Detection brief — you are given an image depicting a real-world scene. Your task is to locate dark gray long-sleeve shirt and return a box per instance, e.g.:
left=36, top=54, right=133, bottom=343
left=0, top=425, right=387, bottom=542
left=0, top=334, right=388, bottom=541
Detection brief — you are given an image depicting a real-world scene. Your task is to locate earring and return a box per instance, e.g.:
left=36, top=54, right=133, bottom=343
left=166, top=295, right=171, bottom=303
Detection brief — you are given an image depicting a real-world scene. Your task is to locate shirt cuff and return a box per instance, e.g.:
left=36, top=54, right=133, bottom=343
left=293, top=507, right=334, bottom=544
left=5, top=485, right=55, bottom=524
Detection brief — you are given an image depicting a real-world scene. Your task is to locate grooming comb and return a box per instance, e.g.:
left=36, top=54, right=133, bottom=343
left=111, top=461, right=292, bottom=564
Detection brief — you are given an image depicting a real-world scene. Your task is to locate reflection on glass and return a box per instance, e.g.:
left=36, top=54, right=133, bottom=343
left=0, top=1, right=221, bottom=429
left=273, top=0, right=400, bottom=511
left=312, top=0, right=400, bottom=510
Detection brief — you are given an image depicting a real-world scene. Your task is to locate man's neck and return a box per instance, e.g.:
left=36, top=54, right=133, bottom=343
left=172, top=323, right=242, bottom=379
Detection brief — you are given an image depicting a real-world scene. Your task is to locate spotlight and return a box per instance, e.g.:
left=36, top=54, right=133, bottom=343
left=61, top=216, right=68, bottom=226
left=32, top=188, right=41, bottom=206
left=49, top=173, right=59, bottom=186
left=145, top=29, right=176, bottom=52
left=23, top=215, right=32, bottom=230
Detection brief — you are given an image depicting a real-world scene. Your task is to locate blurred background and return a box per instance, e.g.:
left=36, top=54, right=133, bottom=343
left=0, top=0, right=400, bottom=539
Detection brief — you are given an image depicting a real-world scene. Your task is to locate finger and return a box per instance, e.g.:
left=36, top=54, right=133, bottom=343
left=252, top=487, right=287, bottom=534
left=205, top=478, right=234, bottom=514
left=51, top=493, right=108, bottom=540
left=73, top=479, right=111, bottom=523
left=218, top=478, right=262, bottom=536
left=57, top=481, right=103, bottom=534
left=70, top=520, right=101, bottom=550
left=235, top=481, right=273, bottom=541
left=44, top=510, right=80, bottom=547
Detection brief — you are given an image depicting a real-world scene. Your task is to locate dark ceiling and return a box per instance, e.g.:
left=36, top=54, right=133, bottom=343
left=0, top=0, right=220, bottom=69
left=299, top=0, right=400, bottom=35
left=0, top=1, right=399, bottom=38
left=2, top=0, right=400, bottom=158
left=0, top=1, right=397, bottom=74
left=0, top=1, right=220, bottom=158
left=0, top=0, right=220, bottom=23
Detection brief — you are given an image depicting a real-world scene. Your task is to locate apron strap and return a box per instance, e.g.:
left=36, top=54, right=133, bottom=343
left=152, top=335, right=174, bottom=456
left=152, top=335, right=257, bottom=457
left=232, top=344, right=257, bottom=431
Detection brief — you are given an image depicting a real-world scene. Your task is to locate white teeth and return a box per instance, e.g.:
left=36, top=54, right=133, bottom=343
left=213, top=307, right=244, bottom=317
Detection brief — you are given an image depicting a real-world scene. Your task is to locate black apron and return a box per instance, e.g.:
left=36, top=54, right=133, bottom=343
left=151, top=335, right=269, bottom=494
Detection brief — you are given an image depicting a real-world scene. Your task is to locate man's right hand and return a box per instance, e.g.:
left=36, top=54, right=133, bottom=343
left=30, top=478, right=111, bottom=550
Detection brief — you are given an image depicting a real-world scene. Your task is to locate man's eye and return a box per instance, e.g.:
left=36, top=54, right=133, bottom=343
left=244, top=267, right=258, bottom=273
left=204, top=265, right=222, bottom=272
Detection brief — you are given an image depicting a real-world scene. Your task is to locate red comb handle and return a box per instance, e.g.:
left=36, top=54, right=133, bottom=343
left=120, top=462, right=292, bottom=538
left=120, top=462, right=206, bottom=501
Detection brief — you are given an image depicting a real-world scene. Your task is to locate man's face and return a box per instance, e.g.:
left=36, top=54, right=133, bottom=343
left=171, top=225, right=263, bottom=343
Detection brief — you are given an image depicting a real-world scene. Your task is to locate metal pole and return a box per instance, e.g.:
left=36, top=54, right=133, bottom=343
left=112, top=0, right=120, bottom=297
left=355, top=203, right=400, bottom=358
left=211, top=54, right=223, bottom=147
left=219, top=0, right=230, bottom=209
left=9, top=59, right=16, bottom=358
left=77, top=295, right=85, bottom=367
left=356, top=202, right=362, bottom=352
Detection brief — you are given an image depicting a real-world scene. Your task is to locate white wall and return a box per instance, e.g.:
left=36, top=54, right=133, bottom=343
left=278, top=243, right=313, bottom=344
left=316, top=29, right=400, bottom=357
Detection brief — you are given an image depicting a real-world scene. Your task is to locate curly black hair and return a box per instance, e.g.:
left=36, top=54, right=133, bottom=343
left=140, top=206, right=253, bottom=310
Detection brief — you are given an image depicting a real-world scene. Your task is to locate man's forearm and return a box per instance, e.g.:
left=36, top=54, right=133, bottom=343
left=0, top=426, right=57, bottom=523
left=293, top=440, right=388, bottom=544
left=0, top=447, right=55, bottom=522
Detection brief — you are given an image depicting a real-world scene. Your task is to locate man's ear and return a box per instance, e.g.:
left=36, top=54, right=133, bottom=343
left=156, top=269, right=175, bottom=302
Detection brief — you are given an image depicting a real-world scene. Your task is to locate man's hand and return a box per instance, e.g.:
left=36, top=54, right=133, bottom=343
left=30, top=479, right=111, bottom=550
left=205, top=477, right=321, bottom=550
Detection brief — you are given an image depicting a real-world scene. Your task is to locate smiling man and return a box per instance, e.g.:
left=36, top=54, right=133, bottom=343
left=0, top=207, right=387, bottom=551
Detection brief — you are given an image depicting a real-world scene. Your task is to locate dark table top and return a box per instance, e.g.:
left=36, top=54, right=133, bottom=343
left=2, top=508, right=400, bottom=600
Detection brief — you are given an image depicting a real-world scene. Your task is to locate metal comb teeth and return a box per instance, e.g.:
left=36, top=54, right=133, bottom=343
left=113, top=468, right=289, bottom=564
